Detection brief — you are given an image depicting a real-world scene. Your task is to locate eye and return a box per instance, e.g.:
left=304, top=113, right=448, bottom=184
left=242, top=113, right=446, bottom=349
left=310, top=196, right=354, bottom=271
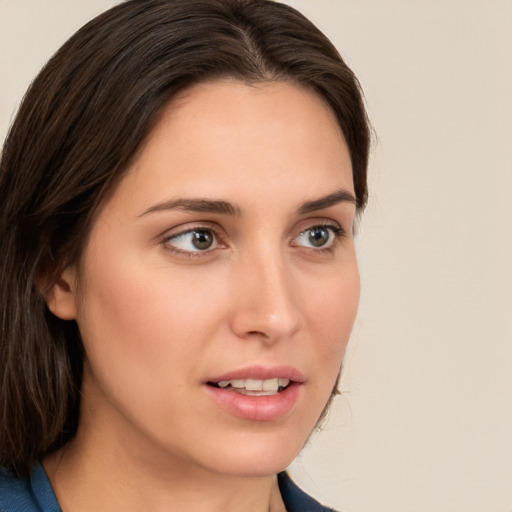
left=293, top=224, right=343, bottom=250
left=165, top=228, right=218, bottom=253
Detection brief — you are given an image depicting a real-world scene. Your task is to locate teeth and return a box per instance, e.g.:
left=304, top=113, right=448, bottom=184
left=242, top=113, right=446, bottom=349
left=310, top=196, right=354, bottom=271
left=278, top=378, right=290, bottom=388
left=216, top=378, right=290, bottom=392
left=262, top=378, right=278, bottom=391
left=246, top=379, right=263, bottom=391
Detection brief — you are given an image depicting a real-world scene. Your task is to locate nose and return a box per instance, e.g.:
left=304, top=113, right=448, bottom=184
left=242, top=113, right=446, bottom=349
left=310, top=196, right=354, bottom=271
left=229, top=247, right=302, bottom=343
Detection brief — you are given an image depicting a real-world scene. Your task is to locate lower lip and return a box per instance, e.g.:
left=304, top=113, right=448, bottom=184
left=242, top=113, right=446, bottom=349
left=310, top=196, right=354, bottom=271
left=204, top=383, right=302, bottom=421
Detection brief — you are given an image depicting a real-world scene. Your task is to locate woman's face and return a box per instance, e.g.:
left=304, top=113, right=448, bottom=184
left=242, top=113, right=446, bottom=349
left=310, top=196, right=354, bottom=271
left=56, top=80, right=359, bottom=477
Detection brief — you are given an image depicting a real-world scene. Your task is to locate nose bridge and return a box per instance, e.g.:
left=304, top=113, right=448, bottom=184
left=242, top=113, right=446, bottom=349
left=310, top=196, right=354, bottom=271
left=231, top=240, right=301, bottom=341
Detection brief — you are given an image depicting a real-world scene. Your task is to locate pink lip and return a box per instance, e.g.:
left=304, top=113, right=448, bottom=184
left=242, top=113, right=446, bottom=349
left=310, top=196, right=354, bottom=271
left=204, top=365, right=304, bottom=422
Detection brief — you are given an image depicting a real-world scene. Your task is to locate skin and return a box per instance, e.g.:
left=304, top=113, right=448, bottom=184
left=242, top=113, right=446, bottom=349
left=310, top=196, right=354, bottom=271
left=44, top=80, right=360, bottom=512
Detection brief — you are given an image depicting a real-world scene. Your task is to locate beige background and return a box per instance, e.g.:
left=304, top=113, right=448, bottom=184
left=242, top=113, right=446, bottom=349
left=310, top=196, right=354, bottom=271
left=1, top=1, right=511, bottom=511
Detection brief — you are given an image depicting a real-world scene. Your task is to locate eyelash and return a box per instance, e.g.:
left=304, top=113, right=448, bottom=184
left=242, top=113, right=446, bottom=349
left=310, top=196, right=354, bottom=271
left=161, top=223, right=221, bottom=257
left=293, top=223, right=346, bottom=252
left=160, top=222, right=346, bottom=257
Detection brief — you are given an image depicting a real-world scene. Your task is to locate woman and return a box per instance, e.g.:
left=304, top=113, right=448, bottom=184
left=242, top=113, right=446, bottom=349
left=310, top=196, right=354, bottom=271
left=0, top=0, right=370, bottom=510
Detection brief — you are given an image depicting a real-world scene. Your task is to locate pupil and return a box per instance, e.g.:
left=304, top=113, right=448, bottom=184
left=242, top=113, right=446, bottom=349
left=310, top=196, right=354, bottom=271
left=192, top=230, right=213, bottom=250
left=308, top=227, right=329, bottom=247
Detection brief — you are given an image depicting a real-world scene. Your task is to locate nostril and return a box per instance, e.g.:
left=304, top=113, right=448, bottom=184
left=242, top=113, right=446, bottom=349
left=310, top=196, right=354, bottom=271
left=246, top=330, right=269, bottom=337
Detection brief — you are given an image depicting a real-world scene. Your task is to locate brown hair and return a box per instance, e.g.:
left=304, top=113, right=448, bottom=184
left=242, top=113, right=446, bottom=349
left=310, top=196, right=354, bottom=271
left=0, top=0, right=370, bottom=478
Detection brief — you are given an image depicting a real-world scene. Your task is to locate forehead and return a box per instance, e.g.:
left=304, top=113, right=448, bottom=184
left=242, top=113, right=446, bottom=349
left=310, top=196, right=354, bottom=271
left=151, top=79, right=346, bottom=156
left=105, top=79, right=354, bottom=217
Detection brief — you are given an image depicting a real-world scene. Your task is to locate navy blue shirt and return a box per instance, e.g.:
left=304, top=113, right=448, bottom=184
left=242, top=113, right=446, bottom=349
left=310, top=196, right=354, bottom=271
left=0, top=464, right=337, bottom=511
left=0, top=464, right=60, bottom=512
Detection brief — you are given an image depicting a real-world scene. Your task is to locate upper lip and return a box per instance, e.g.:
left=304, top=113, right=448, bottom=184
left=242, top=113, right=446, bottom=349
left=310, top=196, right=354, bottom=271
left=207, top=365, right=305, bottom=384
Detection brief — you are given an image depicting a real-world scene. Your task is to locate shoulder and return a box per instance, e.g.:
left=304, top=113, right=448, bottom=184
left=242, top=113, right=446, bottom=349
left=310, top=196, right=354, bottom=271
left=0, top=467, right=38, bottom=512
left=0, top=464, right=60, bottom=512
left=278, top=472, right=338, bottom=512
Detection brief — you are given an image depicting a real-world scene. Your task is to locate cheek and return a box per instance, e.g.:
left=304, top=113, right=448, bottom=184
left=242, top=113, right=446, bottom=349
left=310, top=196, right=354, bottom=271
left=306, top=264, right=360, bottom=360
left=75, top=248, right=222, bottom=387
left=293, top=263, right=360, bottom=428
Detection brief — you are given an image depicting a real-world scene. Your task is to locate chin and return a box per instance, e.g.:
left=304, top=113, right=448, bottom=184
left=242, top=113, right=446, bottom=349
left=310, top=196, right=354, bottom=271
left=191, top=424, right=314, bottom=478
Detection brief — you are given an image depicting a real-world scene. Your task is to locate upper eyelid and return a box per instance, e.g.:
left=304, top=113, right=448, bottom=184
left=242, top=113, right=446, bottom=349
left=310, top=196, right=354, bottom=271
left=160, top=220, right=344, bottom=238
left=296, top=219, right=346, bottom=236
left=159, top=218, right=347, bottom=239
left=159, top=222, right=220, bottom=240
left=167, top=225, right=217, bottom=239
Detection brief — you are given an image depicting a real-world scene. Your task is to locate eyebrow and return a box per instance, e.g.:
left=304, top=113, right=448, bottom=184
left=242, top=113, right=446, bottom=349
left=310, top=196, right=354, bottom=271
left=139, top=188, right=356, bottom=217
left=297, top=189, right=357, bottom=214
left=139, top=198, right=241, bottom=217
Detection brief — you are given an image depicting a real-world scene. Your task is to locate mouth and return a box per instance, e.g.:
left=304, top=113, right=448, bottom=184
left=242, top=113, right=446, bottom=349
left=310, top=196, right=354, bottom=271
left=207, top=378, right=291, bottom=396
left=204, top=366, right=303, bottom=421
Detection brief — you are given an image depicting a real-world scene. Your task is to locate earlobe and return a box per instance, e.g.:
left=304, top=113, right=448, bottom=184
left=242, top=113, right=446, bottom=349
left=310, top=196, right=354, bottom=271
left=44, top=266, right=79, bottom=320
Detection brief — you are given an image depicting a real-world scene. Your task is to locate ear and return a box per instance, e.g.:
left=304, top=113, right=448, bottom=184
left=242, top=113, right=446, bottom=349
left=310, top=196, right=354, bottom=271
left=44, top=266, right=79, bottom=320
